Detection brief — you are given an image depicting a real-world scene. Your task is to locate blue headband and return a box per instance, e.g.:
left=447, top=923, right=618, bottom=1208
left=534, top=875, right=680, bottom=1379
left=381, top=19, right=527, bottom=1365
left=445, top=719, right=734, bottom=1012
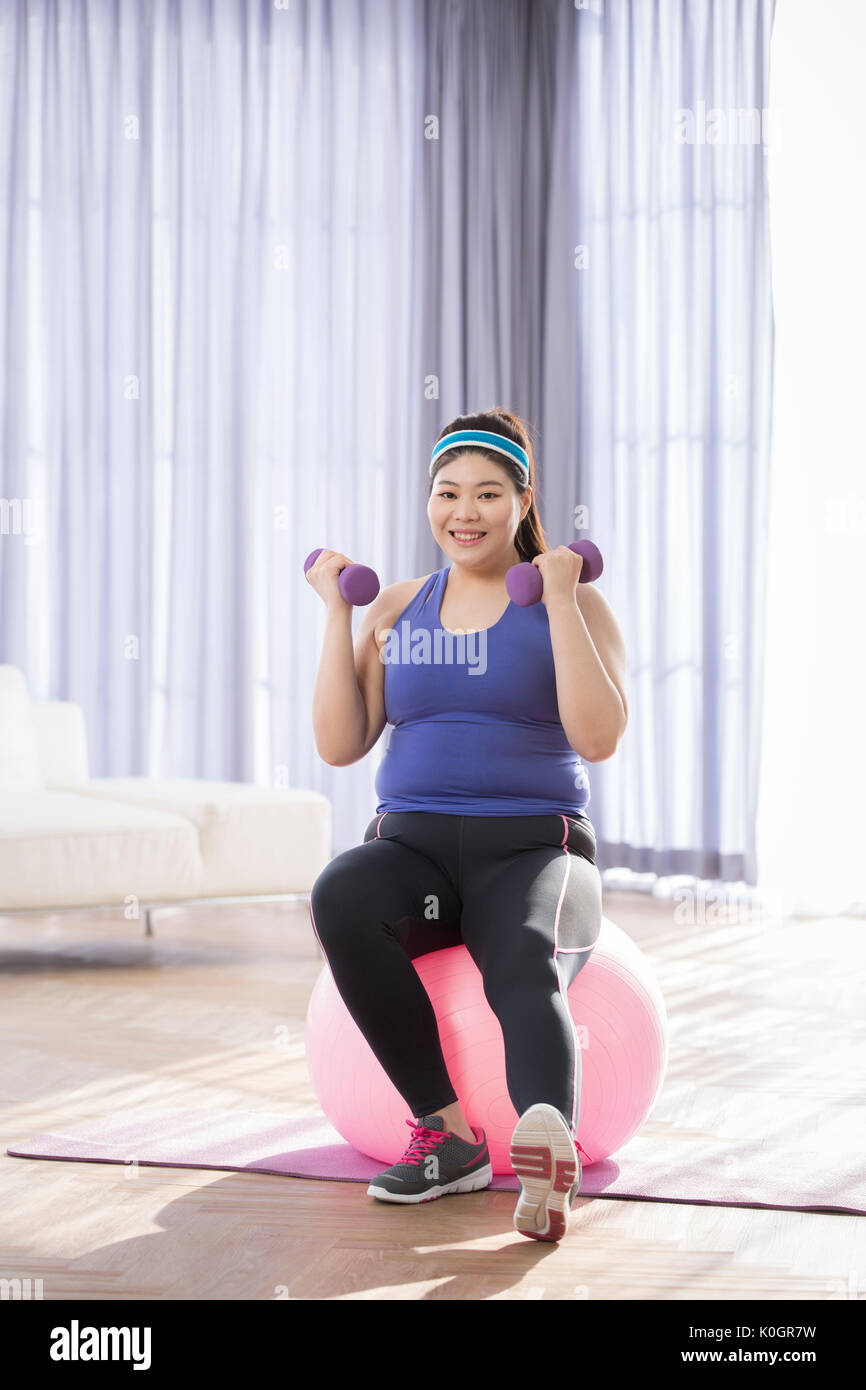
left=429, top=429, right=529, bottom=479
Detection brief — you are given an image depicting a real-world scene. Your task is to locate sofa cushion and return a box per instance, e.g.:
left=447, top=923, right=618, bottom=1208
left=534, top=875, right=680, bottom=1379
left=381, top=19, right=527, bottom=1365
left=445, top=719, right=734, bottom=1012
left=0, top=666, right=43, bottom=790
left=32, top=700, right=89, bottom=787
left=0, top=790, right=202, bottom=910
left=74, top=778, right=331, bottom=896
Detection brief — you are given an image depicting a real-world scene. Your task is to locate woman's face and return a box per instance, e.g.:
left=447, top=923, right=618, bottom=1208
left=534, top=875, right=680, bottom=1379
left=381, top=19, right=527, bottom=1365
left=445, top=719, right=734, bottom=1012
left=427, top=452, right=531, bottom=568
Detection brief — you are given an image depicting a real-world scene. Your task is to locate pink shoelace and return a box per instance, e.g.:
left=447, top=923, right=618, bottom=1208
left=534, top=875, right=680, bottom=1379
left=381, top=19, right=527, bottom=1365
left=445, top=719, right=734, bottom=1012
left=399, top=1119, right=450, bottom=1165
left=399, top=1118, right=589, bottom=1166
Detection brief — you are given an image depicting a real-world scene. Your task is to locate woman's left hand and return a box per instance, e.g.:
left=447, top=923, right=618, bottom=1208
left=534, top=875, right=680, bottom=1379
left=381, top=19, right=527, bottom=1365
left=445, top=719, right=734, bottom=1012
left=532, top=546, right=584, bottom=608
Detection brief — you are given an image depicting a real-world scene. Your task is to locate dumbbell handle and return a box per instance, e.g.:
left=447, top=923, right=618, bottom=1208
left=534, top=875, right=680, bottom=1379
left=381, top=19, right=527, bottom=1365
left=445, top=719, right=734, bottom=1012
left=304, top=548, right=381, bottom=607
left=506, top=541, right=603, bottom=608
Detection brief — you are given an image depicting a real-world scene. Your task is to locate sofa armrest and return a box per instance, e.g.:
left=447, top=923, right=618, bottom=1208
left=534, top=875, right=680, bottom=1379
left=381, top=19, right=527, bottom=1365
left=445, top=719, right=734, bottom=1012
left=32, top=700, right=90, bottom=787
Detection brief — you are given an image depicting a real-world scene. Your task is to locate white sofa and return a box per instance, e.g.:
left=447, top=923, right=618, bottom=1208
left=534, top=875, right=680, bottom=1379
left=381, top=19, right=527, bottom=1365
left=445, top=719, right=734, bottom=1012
left=0, top=665, right=332, bottom=924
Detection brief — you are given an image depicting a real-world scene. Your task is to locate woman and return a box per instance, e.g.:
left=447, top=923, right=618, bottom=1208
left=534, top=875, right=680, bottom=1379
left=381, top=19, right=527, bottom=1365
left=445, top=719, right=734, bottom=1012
left=306, top=407, right=628, bottom=1242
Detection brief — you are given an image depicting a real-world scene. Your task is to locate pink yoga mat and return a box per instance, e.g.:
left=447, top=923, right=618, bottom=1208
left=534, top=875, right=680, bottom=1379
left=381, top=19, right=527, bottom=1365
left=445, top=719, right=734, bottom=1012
left=7, top=1105, right=864, bottom=1213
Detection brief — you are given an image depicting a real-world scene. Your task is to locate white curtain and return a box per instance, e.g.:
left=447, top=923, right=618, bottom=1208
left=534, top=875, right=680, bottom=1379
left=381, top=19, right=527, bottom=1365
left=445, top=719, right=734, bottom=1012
left=755, top=0, right=866, bottom=918
left=0, top=0, right=430, bottom=859
left=4, top=0, right=835, bottom=913
left=550, top=0, right=775, bottom=896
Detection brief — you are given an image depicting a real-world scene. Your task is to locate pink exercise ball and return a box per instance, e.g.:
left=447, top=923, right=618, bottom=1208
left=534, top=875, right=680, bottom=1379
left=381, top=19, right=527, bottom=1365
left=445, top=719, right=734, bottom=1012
left=305, top=916, right=668, bottom=1175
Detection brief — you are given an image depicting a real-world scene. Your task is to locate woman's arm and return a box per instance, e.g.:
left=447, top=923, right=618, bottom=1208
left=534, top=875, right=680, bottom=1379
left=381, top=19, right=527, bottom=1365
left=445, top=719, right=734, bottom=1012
left=547, top=586, right=627, bottom=760
left=311, top=604, right=369, bottom=765
left=311, top=581, right=410, bottom=766
left=539, top=550, right=628, bottom=762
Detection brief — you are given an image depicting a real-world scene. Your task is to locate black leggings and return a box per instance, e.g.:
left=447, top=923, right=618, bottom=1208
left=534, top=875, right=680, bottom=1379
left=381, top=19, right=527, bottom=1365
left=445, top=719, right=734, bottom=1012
left=308, top=811, right=603, bottom=1139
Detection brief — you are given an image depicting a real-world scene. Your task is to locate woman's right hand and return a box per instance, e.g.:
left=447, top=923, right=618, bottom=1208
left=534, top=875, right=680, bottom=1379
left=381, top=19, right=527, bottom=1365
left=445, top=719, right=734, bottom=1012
left=304, top=549, right=353, bottom=612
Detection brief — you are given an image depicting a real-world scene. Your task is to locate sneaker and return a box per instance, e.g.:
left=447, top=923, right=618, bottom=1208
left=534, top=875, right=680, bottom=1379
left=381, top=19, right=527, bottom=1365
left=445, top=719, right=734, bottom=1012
left=366, top=1114, right=493, bottom=1204
left=510, top=1102, right=584, bottom=1242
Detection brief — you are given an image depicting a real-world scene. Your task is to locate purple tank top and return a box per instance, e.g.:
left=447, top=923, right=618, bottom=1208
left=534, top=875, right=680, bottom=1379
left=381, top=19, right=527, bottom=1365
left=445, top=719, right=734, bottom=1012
left=374, top=565, right=592, bottom=817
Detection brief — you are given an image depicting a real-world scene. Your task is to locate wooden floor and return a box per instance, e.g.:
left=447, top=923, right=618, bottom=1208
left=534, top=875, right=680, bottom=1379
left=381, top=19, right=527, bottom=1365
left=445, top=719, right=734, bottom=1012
left=0, top=890, right=863, bottom=1302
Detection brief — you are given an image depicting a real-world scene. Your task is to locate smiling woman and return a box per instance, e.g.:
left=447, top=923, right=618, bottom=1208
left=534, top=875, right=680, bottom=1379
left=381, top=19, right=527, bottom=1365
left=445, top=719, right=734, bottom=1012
left=306, top=404, right=625, bottom=1240
left=427, top=409, right=547, bottom=567
left=424, top=408, right=627, bottom=761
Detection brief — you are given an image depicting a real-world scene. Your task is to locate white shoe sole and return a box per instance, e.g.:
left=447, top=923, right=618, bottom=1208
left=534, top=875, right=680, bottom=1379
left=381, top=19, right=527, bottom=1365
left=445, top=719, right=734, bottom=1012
left=510, top=1103, right=580, bottom=1242
left=367, top=1163, right=493, bottom=1204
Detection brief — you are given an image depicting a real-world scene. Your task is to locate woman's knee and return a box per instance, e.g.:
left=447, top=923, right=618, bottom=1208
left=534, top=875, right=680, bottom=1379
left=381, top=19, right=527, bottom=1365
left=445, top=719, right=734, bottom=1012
left=556, top=860, right=603, bottom=955
left=309, top=849, right=374, bottom=944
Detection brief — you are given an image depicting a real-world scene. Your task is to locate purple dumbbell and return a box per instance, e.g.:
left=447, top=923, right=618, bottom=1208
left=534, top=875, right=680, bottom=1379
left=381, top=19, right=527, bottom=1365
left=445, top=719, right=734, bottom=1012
left=304, top=548, right=381, bottom=607
left=506, top=541, right=604, bottom=608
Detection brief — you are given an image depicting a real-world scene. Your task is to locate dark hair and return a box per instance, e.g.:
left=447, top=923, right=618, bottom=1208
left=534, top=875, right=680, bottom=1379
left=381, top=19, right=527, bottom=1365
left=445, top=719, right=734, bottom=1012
left=427, top=407, right=548, bottom=564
